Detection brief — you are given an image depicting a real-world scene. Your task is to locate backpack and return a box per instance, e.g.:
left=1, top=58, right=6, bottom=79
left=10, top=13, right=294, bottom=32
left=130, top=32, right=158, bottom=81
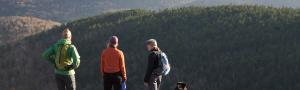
left=156, top=51, right=171, bottom=76
left=55, top=44, right=72, bottom=70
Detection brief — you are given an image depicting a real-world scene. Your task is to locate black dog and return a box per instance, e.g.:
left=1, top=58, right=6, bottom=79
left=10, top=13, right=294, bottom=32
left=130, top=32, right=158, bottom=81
left=175, top=82, right=187, bottom=90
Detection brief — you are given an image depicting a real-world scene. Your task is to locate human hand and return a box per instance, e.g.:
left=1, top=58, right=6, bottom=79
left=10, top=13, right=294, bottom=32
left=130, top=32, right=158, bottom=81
left=65, top=65, right=74, bottom=70
left=122, top=77, right=127, bottom=81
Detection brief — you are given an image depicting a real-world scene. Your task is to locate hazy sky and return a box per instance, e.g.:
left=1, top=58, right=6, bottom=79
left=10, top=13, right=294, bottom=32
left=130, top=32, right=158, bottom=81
left=1, top=0, right=298, bottom=21
left=113, top=0, right=300, bottom=9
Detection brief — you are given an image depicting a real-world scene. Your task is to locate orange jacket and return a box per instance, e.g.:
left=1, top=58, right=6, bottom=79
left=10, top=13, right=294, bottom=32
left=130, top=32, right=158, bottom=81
left=100, top=47, right=126, bottom=80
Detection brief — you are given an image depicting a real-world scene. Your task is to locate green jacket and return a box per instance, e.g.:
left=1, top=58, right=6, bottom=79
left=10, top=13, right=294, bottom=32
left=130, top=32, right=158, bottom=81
left=42, top=39, right=80, bottom=75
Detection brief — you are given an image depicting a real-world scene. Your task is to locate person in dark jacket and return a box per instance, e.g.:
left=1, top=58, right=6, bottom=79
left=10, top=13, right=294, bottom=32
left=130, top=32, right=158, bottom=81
left=144, top=39, right=162, bottom=90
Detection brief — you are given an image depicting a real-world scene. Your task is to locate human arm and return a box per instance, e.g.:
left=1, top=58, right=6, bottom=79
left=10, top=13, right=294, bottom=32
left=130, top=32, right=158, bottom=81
left=42, top=45, right=55, bottom=65
left=70, top=45, right=80, bottom=69
left=144, top=53, right=155, bottom=83
left=119, top=51, right=127, bottom=81
left=100, top=51, right=105, bottom=75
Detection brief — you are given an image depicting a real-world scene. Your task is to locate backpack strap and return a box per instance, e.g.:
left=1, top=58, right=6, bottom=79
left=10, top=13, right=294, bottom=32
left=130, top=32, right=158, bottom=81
left=153, top=51, right=162, bottom=64
left=152, top=51, right=164, bottom=72
left=66, top=44, right=74, bottom=57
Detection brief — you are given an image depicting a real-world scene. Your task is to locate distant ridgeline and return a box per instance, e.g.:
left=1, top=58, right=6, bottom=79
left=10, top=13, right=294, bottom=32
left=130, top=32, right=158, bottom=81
left=0, top=16, right=60, bottom=46
left=0, top=0, right=299, bottom=21
left=0, top=6, right=300, bottom=90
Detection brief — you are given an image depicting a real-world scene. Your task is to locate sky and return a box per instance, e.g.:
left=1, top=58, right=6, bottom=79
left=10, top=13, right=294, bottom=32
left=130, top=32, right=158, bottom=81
left=114, top=0, right=300, bottom=9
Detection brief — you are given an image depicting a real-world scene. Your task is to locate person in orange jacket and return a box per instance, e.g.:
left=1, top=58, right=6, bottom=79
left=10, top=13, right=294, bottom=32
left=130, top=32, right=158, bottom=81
left=100, top=36, right=127, bottom=90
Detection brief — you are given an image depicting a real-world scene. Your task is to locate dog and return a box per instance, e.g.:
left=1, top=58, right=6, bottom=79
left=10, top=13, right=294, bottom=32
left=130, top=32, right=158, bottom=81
left=175, top=82, right=187, bottom=90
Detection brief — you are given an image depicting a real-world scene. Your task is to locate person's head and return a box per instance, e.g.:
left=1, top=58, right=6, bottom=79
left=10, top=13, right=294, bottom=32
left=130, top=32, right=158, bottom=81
left=62, top=28, right=72, bottom=40
left=146, top=39, right=159, bottom=51
left=107, top=36, right=119, bottom=48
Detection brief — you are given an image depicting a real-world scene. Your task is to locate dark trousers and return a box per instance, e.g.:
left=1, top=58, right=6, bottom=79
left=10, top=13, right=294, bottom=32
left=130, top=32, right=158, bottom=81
left=55, top=74, right=76, bottom=90
left=148, top=75, right=162, bottom=90
left=103, top=72, right=122, bottom=90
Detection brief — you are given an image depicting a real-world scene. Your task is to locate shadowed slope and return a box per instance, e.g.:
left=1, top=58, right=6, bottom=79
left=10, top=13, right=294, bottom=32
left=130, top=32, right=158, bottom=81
left=1, top=6, right=300, bottom=90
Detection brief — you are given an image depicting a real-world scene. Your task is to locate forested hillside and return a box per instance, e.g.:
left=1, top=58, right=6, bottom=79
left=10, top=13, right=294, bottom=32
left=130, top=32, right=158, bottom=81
left=0, top=16, right=60, bottom=46
left=1, top=6, right=300, bottom=90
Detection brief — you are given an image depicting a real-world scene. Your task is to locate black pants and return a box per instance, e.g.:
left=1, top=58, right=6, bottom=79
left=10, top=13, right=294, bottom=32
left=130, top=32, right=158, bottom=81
left=103, top=72, right=122, bottom=90
left=55, top=74, right=76, bottom=90
left=148, top=75, right=162, bottom=90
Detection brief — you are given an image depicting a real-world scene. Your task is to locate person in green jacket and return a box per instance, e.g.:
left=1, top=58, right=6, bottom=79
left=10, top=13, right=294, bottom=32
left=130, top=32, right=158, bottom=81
left=42, top=28, right=80, bottom=90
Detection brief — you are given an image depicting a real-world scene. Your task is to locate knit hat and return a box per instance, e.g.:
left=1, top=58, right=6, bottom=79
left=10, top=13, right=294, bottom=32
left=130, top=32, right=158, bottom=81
left=146, top=39, right=157, bottom=46
left=109, top=36, right=118, bottom=45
